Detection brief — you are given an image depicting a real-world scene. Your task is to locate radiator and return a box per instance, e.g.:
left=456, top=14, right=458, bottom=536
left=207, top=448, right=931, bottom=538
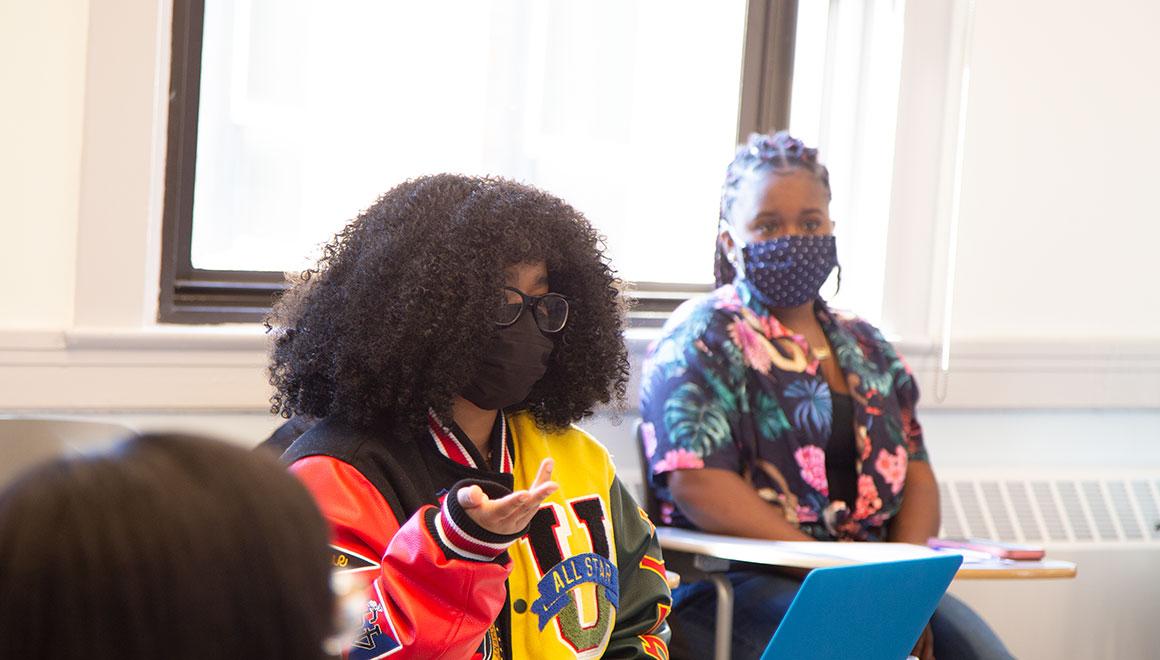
left=936, top=470, right=1160, bottom=660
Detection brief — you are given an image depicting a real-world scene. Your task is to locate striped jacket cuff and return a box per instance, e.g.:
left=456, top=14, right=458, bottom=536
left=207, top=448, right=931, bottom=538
left=431, top=479, right=528, bottom=563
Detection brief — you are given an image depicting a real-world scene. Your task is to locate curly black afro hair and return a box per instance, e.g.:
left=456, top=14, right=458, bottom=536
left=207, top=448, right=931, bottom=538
left=267, top=174, right=629, bottom=432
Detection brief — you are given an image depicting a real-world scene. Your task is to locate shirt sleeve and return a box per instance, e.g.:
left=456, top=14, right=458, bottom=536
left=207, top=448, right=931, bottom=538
left=893, top=356, right=929, bottom=462
left=640, top=313, right=745, bottom=484
left=290, top=456, right=522, bottom=660
left=602, top=477, right=672, bottom=659
left=849, top=316, right=929, bottom=464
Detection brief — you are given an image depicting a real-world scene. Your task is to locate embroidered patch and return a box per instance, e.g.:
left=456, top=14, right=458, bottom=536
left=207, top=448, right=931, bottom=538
left=531, top=553, right=620, bottom=630
left=330, top=544, right=379, bottom=574
left=638, top=555, right=666, bottom=583
left=522, top=497, right=619, bottom=654
left=348, top=584, right=402, bottom=659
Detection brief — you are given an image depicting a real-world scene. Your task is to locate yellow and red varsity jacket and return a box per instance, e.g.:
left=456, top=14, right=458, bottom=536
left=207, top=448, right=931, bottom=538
left=285, top=410, right=671, bottom=660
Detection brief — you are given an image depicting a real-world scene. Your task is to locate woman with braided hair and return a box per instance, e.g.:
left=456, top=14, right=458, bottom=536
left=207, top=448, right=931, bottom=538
left=639, top=132, right=1010, bottom=659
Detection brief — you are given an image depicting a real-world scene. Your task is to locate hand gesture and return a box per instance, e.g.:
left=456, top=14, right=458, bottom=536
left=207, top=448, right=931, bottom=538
left=458, top=459, right=558, bottom=536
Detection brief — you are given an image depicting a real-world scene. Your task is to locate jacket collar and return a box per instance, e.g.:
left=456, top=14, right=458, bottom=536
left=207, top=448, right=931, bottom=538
left=426, top=409, right=512, bottom=474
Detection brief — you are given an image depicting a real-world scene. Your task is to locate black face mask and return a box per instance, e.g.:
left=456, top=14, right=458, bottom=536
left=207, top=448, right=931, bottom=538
left=460, top=311, right=555, bottom=410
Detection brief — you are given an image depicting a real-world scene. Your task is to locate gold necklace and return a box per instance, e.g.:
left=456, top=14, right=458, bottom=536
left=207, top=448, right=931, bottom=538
left=812, top=347, right=831, bottom=361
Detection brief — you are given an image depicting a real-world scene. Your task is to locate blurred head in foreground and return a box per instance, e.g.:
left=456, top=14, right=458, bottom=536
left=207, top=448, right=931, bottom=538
left=0, top=433, right=333, bottom=660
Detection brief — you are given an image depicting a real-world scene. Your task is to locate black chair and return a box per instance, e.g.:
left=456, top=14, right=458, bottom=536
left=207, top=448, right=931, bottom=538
left=635, top=421, right=736, bottom=660
left=255, top=416, right=317, bottom=457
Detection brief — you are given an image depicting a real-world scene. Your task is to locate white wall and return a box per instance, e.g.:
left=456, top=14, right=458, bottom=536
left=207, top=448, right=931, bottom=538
left=951, top=0, right=1160, bottom=341
left=882, top=0, right=1160, bottom=409
left=0, top=0, right=89, bottom=330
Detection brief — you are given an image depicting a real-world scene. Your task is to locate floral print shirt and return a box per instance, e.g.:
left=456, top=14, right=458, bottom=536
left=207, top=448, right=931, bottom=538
left=639, top=282, right=927, bottom=541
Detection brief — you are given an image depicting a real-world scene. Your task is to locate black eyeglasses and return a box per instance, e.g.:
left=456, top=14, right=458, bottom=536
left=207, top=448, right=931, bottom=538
left=496, top=287, right=569, bottom=333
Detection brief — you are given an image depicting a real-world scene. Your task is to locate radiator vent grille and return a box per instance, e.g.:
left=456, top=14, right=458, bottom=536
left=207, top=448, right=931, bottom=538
left=937, top=476, right=1160, bottom=544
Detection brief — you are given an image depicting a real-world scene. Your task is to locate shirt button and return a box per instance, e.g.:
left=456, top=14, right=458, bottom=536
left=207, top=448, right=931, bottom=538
left=513, top=598, right=528, bottom=614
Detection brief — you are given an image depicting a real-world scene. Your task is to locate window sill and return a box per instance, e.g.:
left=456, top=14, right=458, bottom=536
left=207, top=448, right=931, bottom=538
left=2, top=327, right=1157, bottom=412
left=0, top=326, right=268, bottom=353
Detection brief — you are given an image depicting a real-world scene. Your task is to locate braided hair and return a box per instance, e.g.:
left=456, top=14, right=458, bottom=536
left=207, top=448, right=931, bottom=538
left=714, top=131, right=832, bottom=287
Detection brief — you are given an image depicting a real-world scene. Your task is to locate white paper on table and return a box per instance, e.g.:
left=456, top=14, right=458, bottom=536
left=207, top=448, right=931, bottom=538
left=766, top=542, right=993, bottom=565
left=935, top=548, right=996, bottom=564
left=655, top=529, right=1002, bottom=568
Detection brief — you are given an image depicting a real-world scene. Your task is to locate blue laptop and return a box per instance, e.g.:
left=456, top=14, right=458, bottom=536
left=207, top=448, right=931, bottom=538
left=761, top=555, right=963, bottom=660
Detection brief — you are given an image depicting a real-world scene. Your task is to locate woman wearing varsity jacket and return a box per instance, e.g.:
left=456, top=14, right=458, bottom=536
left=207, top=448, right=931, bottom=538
left=267, top=174, right=671, bottom=660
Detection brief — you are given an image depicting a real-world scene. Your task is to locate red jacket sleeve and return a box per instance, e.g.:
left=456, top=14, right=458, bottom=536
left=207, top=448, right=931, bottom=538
left=290, top=456, right=516, bottom=659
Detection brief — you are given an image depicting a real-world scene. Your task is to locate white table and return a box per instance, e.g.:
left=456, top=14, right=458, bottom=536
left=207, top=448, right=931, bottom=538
left=656, top=527, right=1077, bottom=660
left=657, top=527, right=1078, bottom=579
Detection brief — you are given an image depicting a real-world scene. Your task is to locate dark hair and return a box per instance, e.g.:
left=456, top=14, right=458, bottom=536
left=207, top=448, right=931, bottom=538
left=714, top=131, right=832, bottom=287
left=267, top=173, right=629, bottom=431
left=0, top=433, right=333, bottom=660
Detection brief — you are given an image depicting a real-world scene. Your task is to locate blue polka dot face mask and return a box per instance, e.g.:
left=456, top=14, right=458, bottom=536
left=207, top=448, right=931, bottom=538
left=734, top=234, right=838, bottom=308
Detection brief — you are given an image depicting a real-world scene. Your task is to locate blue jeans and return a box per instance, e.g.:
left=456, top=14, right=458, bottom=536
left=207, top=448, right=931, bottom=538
left=668, top=570, right=1013, bottom=660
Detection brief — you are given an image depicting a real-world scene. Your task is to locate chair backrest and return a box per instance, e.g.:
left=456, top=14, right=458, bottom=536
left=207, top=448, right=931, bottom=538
left=0, top=417, right=134, bottom=487
left=255, top=416, right=317, bottom=458
left=634, top=420, right=662, bottom=521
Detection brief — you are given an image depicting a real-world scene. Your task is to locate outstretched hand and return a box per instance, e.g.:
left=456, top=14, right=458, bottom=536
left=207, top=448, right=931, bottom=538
left=458, top=459, right=558, bottom=536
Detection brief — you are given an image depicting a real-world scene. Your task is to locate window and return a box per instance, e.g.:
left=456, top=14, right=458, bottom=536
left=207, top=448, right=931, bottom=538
left=787, top=0, right=907, bottom=327
left=191, top=0, right=751, bottom=281
left=160, top=1, right=806, bottom=322
left=162, top=2, right=910, bottom=325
